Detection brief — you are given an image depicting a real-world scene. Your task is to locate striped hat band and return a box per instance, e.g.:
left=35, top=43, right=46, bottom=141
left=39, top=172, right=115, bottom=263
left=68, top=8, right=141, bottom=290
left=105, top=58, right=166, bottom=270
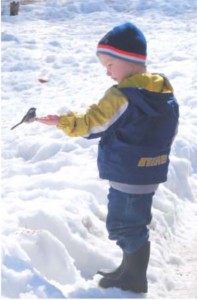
left=97, top=44, right=146, bottom=65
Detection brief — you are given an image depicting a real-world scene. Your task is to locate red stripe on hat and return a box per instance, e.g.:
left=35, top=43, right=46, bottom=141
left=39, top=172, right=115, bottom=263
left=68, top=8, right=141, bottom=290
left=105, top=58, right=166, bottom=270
left=97, top=44, right=146, bottom=60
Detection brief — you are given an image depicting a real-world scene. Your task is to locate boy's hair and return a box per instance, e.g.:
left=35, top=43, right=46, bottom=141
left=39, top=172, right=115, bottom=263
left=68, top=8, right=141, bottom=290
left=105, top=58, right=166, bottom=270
left=96, top=22, right=147, bottom=65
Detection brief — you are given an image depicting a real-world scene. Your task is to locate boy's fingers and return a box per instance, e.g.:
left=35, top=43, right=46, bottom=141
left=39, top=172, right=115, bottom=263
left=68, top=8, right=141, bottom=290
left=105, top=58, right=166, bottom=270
left=36, top=115, right=58, bottom=119
left=35, top=115, right=60, bottom=125
left=35, top=117, right=51, bottom=123
left=35, top=117, right=48, bottom=122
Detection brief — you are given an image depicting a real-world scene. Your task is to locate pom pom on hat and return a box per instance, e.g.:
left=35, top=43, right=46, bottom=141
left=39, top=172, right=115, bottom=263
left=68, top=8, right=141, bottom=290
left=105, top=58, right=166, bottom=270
left=96, top=22, right=147, bottom=65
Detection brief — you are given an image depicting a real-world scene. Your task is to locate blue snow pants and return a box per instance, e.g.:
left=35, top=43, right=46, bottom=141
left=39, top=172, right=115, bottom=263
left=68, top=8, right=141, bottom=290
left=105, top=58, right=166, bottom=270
left=106, top=187, right=154, bottom=254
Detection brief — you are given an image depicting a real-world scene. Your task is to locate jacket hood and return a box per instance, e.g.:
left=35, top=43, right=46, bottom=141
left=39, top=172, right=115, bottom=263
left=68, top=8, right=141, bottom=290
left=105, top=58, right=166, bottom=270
left=117, top=73, right=177, bottom=117
left=118, top=73, right=174, bottom=93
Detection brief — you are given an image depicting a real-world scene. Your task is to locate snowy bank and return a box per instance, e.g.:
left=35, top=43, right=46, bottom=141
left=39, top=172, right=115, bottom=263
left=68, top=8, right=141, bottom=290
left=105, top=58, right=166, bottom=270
left=1, top=0, right=197, bottom=298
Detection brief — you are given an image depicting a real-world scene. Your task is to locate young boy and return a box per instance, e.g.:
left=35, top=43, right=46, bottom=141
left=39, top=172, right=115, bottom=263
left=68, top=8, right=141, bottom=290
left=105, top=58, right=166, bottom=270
left=36, top=22, right=179, bottom=293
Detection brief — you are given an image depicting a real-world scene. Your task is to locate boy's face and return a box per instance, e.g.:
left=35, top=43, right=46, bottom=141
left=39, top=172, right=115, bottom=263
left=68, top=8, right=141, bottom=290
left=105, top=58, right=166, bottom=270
left=98, top=54, right=136, bottom=83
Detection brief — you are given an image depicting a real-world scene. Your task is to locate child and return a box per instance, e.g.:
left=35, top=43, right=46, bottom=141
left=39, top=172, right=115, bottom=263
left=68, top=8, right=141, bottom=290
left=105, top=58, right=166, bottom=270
left=36, top=22, right=179, bottom=293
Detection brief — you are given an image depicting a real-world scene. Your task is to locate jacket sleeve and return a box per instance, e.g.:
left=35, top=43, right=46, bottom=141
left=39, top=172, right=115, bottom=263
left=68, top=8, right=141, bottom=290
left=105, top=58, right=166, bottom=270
left=57, top=87, right=128, bottom=138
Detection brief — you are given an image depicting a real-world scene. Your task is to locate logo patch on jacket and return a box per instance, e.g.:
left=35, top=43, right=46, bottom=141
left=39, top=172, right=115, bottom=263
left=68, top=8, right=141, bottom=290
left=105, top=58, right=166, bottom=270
left=138, top=155, right=168, bottom=167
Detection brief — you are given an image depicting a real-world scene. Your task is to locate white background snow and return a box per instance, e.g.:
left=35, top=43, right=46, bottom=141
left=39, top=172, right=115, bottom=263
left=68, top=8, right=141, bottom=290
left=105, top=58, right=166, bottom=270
left=1, top=0, right=197, bottom=298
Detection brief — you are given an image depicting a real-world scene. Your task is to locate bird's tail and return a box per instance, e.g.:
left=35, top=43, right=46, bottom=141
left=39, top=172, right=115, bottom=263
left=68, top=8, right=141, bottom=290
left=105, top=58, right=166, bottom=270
left=10, top=122, right=22, bottom=130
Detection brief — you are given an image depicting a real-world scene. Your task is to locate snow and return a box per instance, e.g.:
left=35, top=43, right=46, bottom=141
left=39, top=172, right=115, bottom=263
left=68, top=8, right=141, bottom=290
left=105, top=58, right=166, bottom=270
left=1, top=0, right=197, bottom=298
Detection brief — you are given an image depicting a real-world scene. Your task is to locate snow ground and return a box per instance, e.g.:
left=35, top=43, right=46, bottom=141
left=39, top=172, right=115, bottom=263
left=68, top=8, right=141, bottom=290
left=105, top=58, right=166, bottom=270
left=1, top=0, right=197, bottom=298
left=160, top=202, right=197, bottom=299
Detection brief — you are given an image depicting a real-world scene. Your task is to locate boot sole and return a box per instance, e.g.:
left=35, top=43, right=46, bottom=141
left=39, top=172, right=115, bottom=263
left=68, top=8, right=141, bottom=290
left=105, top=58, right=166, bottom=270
left=99, top=277, right=147, bottom=293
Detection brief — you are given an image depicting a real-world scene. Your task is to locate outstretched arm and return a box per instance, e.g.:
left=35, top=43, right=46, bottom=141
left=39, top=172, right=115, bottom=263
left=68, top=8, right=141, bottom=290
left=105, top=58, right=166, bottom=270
left=36, top=87, right=128, bottom=138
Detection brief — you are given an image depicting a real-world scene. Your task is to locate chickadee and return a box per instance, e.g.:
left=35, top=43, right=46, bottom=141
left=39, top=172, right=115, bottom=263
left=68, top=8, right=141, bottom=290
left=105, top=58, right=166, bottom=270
left=11, top=107, right=37, bottom=130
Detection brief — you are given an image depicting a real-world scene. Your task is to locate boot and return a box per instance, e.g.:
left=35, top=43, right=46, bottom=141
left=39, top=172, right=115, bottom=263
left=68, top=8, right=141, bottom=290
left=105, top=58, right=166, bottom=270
left=99, top=241, right=150, bottom=293
left=97, top=256, right=124, bottom=279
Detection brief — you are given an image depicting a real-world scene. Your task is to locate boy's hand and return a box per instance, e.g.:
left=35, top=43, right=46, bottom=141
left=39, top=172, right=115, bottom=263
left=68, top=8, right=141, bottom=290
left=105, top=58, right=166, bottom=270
left=35, top=115, right=60, bottom=125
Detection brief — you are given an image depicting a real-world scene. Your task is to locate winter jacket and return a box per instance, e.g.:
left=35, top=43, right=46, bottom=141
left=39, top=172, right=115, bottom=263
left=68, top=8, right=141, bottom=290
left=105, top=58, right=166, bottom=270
left=57, top=73, right=179, bottom=185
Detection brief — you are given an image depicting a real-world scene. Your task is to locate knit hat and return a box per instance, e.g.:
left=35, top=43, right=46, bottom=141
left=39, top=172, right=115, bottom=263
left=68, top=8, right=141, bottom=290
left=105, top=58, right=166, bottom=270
left=96, top=22, right=147, bottom=65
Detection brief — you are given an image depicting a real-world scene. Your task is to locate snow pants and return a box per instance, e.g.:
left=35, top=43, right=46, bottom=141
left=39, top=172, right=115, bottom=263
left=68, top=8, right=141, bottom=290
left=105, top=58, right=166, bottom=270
left=106, top=187, right=154, bottom=254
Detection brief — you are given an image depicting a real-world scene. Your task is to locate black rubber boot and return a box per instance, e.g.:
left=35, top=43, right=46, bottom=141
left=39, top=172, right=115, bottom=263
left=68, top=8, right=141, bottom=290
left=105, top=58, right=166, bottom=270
left=97, top=256, right=124, bottom=279
left=99, top=241, right=150, bottom=293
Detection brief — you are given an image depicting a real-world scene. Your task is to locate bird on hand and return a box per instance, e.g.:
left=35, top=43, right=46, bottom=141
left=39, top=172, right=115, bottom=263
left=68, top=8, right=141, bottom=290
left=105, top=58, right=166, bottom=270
left=11, top=107, right=37, bottom=130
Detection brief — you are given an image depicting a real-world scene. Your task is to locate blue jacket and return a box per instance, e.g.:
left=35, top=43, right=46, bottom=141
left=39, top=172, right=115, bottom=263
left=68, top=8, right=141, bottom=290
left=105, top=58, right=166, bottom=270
left=97, top=86, right=179, bottom=184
